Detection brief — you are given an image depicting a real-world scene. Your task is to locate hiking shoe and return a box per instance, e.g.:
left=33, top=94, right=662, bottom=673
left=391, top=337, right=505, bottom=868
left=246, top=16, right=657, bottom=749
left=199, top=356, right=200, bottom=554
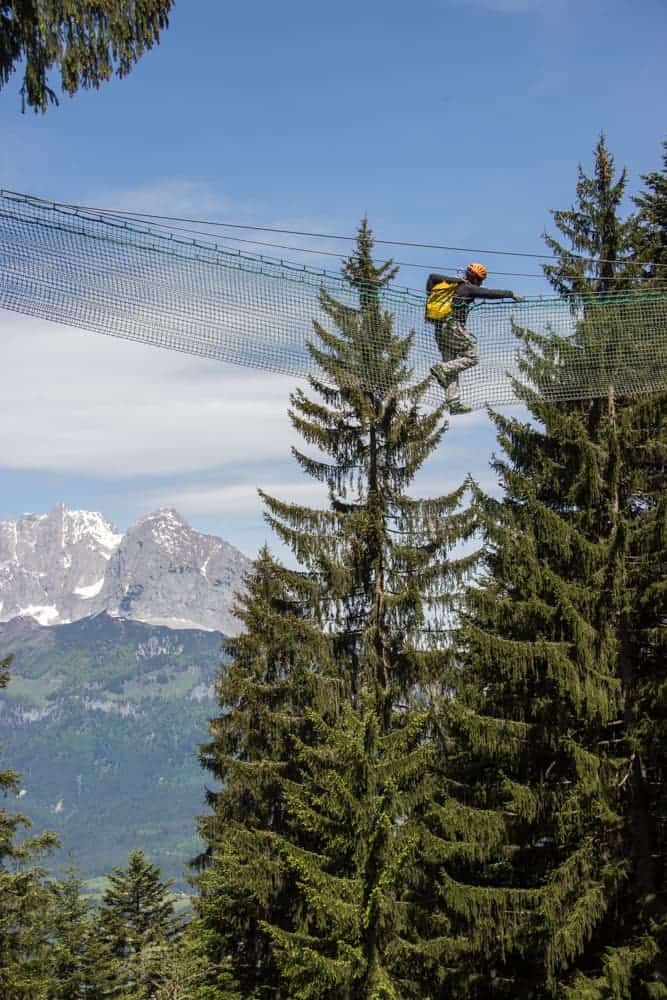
left=430, top=364, right=456, bottom=388
left=448, top=399, right=472, bottom=415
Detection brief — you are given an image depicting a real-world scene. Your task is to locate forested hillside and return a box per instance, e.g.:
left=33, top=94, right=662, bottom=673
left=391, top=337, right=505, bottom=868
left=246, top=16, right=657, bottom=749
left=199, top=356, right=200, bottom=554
left=0, top=613, right=223, bottom=883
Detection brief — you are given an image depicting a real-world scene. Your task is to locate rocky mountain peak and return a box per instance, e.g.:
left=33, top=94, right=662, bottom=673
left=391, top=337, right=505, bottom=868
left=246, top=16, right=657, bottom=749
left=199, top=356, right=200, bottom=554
left=0, top=505, right=249, bottom=633
left=60, top=504, right=123, bottom=555
left=131, top=508, right=193, bottom=550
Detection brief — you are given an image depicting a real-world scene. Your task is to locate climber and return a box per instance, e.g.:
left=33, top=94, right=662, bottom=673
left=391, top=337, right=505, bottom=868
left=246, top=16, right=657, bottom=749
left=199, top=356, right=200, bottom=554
left=425, top=263, right=523, bottom=412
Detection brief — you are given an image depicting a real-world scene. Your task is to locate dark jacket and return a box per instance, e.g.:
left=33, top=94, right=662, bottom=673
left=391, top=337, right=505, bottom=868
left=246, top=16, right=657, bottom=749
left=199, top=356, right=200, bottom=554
left=426, top=273, right=515, bottom=321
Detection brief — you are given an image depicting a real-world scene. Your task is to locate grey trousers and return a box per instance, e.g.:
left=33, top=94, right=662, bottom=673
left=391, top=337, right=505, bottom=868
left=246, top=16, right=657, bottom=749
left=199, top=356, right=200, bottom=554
left=434, top=319, right=479, bottom=376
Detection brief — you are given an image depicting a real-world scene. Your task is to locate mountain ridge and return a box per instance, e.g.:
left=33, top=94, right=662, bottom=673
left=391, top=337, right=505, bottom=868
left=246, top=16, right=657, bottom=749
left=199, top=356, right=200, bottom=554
left=0, top=504, right=250, bottom=634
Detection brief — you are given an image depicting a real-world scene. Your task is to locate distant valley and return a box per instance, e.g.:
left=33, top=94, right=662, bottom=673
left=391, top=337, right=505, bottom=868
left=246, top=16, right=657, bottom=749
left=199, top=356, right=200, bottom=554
left=0, top=506, right=249, bottom=885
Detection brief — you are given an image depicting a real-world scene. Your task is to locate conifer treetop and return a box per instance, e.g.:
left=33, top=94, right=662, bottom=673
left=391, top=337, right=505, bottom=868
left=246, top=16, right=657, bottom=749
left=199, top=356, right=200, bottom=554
left=635, top=136, right=667, bottom=287
left=99, top=847, right=178, bottom=954
left=543, top=133, right=641, bottom=296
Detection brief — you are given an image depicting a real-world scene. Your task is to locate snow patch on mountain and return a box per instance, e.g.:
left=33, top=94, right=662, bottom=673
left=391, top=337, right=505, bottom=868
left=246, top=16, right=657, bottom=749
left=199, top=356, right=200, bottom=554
left=74, top=578, right=105, bottom=599
left=63, top=509, right=123, bottom=553
left=0, top=504, right=249, bottom=633
left=17, top=604, right=60, bottom=626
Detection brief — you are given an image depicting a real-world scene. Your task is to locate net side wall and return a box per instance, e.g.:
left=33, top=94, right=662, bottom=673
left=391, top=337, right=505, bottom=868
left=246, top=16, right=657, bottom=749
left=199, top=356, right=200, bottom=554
left=1, top=195, right=666, bottom=408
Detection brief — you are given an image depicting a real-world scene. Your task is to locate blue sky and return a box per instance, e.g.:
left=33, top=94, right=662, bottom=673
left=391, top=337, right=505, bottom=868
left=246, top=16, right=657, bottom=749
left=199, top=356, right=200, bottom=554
left=1, top=0, right=666, bottom=557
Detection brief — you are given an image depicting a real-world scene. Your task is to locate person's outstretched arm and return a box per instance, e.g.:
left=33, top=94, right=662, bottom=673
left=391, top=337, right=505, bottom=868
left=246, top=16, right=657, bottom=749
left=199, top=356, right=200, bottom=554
left=469, top=284, right=523, bottom=302
left=470, top=285, right=521, bottom=300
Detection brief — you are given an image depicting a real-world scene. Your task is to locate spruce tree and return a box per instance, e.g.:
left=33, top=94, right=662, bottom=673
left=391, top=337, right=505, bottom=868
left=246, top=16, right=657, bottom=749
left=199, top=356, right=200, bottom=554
left=635, top=137, right=667, bottom=287
left=448, top=136, right=667, bottom=997
left=456, top=390, right=633, bottom=997
left=541, top=134, right=658, bottom=404
left=196, top=545, right=332, bottom=996
left=98, top=848, right=180, bottom=996
left=0, top=0, right=173, bottom=112
left=544, top=137, right=666, bottom=997
left=196, top=220, right=487, bottom=998
left=623, top=394, right=667, bottom=996
left=543, top=133, right=642, bottom=295
left=47, top=868, right=121, bottom=999
left=0, top=655, right=59, bottom=999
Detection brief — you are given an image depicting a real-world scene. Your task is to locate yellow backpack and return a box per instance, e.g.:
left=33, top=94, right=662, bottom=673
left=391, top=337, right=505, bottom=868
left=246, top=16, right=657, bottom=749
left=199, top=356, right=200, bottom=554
left=425, top=279, right=461, bottom=322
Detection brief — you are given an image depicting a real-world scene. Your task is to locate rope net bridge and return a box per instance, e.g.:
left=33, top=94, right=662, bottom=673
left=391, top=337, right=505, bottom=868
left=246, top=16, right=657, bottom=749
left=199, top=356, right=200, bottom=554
left=1, top=191, right=666, bottom=409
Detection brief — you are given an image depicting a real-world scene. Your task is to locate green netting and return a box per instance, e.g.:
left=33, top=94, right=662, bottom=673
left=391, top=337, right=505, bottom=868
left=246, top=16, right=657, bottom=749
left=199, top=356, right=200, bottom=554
left=1, top=191, right=666, bottom=408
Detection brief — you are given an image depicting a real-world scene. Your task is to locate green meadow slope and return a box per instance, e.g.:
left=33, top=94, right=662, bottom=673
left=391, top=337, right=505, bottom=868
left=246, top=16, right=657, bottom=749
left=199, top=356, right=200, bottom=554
left=0, top=612, right=224, bottom=886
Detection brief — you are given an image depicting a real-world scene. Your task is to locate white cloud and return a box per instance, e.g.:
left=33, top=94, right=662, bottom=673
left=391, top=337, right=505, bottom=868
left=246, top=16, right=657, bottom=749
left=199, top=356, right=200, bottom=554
left=136, top=480, right=329, bottom=518
left=0, top=308, right=521, bottom=482
left=0, top=311, right=302, bottom=477
left=0, top=308, right=512, bottom=563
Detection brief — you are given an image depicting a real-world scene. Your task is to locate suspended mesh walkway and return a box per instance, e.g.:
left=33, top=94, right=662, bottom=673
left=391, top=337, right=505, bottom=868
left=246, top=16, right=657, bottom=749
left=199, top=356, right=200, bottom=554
left=1, top=191, right=666, bottom=409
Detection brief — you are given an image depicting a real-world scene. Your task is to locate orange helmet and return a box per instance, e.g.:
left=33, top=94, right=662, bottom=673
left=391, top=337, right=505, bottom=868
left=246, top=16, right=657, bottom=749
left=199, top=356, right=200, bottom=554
left=467, top=262, right=487, bottom=281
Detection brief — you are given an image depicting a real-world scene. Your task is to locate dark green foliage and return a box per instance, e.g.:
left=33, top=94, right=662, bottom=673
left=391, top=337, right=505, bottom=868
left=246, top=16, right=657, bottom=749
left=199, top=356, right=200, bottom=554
left=0, top=0, right=173, bottom=112
left=196, top=220, right=481, bottom=998
left=47, top=868, right=121, bottom=998
left=635, top=138, right=667, bottom=287
left=98, top=847, right=181, bottom=996
left=603, top=394, right=667, bottom=1000
left=541, top=140, right=666, bottom=995
left=447, top=135, right=667, bottom=997
left=99, top=848, right=179, bottom=953
left=457, top=389, right=631, bottom=996
left=539, top=134, right=666, bottom=414
left=543, top=133, right=642, bottom=295
left=0, top=655, right=59, bottom=998
left=196, top=545, right=331, bottom=996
